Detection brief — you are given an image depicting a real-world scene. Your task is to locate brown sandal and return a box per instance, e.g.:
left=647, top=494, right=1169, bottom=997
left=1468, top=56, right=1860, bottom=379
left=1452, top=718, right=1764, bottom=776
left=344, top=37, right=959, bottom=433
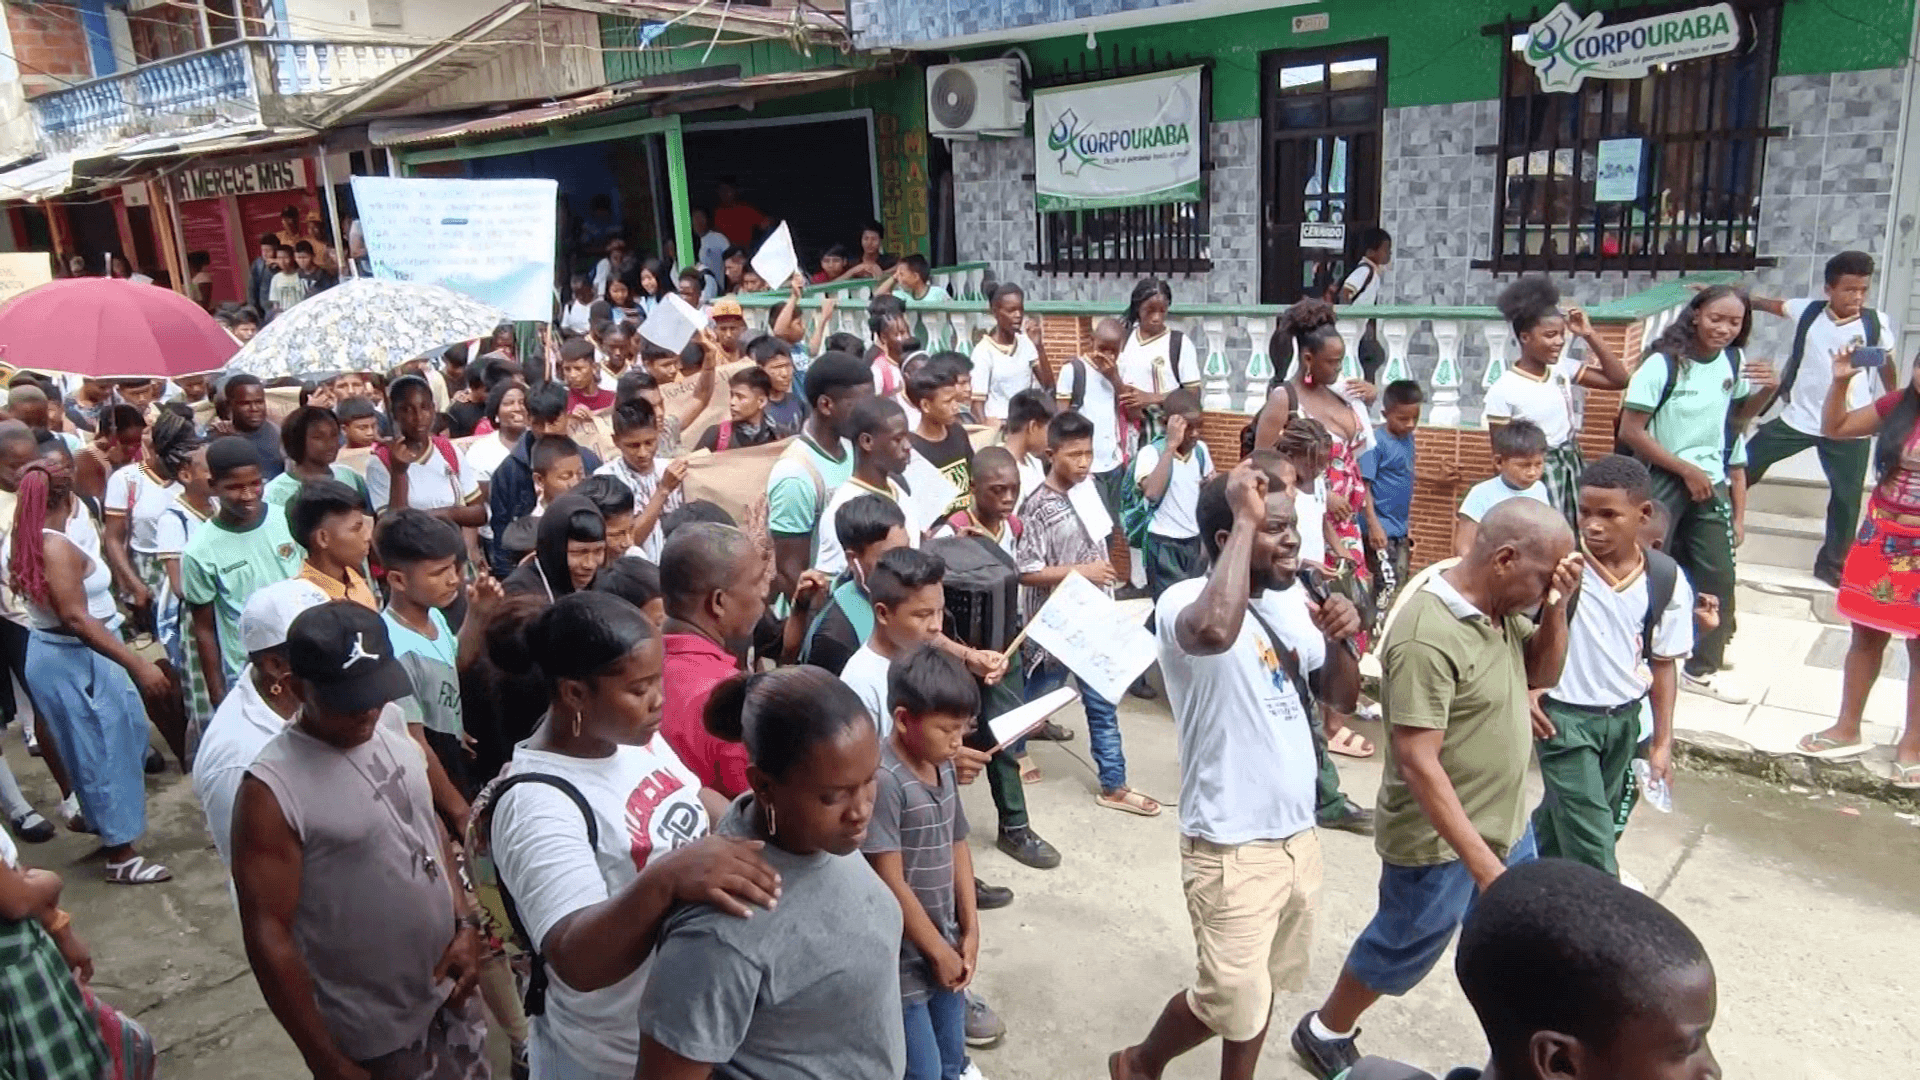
left=1018, top=756, right=1041, bottom=784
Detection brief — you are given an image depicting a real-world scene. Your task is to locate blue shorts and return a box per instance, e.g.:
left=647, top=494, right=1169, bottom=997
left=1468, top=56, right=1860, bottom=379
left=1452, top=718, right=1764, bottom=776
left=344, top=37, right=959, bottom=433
left=1343, top=828, right=1538, bottom=996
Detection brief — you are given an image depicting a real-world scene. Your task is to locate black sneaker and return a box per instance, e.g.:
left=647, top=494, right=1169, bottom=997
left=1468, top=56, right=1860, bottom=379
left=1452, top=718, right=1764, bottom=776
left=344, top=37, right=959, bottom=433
left=1027, top=721, right=1075, bottom=742
left=1291, top=1012, right=1360, bottom=1080
left=144, top=746, right=165, bottom=775
left=9, top=811, right=54, bottom=844
left=974, top=877, right=1014, bottom=910
left=997, top=827, right=1062, bottom=870
left=1813, top=563, right=1843, bottom=589
left=1319, top=804, right=1375, bottom=836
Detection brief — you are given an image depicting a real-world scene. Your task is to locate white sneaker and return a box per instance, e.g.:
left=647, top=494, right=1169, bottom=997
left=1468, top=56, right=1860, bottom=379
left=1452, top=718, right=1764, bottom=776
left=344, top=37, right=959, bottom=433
left=959, top=1063, right=989, bottom=1080
left=1619, top=868, right=1646, bottom=893
left=1680, top=670, right=1748, bottom=705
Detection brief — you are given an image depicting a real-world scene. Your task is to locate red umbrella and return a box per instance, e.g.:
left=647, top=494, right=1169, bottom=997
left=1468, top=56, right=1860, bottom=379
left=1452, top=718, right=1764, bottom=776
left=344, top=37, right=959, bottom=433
left=0, top=277, right=237, bottom=380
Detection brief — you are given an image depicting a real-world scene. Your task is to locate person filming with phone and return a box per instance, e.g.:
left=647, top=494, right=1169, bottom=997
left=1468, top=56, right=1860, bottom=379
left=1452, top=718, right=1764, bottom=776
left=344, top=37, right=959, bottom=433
left=1740, top=251, right=1899, bottom=588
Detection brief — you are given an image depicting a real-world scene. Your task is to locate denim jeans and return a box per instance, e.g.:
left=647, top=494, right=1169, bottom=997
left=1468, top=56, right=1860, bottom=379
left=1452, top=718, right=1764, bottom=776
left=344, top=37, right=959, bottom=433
left=1344, top=826, right=1538, bottom=996
left=1027, top=664, right=1127, bottom=793
left=902, top=987, right=969, bottom=1080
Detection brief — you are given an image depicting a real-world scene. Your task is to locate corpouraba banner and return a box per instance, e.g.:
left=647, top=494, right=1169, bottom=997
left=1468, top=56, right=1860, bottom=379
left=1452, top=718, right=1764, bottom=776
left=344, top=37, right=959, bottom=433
left=1034, top=66, right=1203, bottom=212
left=1524, top=2, right=1740, bottom=93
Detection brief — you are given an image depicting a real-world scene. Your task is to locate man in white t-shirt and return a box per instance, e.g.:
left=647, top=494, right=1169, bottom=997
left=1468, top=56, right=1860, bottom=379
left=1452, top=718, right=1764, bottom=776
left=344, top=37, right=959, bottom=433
left=812, top=396, right=923, bottom=575
left=1115, top=460, right=1361, bottom=1079
left=1338, top=227, right=1392, bottom=383
left=1744, top=251, right=1900, bottom=586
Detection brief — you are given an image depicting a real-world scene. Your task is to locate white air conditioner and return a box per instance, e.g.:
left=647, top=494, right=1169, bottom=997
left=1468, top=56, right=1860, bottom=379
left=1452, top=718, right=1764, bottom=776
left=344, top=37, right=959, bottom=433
left=926, top=59, right=1027, bottom=139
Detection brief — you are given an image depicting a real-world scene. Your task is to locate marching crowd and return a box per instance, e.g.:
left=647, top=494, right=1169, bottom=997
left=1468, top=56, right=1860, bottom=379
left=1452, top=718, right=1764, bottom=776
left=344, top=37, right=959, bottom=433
left=1, top=226, right=1917, bottom=1080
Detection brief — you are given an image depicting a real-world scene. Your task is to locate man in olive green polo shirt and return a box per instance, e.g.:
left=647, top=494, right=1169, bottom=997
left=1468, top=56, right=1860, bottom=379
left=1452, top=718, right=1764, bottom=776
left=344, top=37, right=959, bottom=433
left=1292, top=498, right=1581, bottom=1079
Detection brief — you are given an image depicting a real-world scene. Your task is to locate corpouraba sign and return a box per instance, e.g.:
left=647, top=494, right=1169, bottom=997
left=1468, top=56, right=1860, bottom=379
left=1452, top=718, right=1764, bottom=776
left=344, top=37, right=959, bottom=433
left=1524, top=2, right=1740, bottom=93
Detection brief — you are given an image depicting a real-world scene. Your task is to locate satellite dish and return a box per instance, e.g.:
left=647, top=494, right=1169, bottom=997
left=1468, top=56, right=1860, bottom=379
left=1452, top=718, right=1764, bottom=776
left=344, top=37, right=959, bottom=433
left=931, top=66, right=978, bottom=131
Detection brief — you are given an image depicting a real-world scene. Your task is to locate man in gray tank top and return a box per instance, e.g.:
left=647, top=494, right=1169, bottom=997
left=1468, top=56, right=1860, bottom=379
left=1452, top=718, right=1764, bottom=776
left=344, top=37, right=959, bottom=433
left=232, top=601, right=490, bottom=1080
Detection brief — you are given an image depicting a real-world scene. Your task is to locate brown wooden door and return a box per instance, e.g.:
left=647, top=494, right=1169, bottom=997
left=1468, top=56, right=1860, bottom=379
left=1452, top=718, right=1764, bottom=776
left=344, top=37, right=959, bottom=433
left=1260, top=42, right=1386, bottom=305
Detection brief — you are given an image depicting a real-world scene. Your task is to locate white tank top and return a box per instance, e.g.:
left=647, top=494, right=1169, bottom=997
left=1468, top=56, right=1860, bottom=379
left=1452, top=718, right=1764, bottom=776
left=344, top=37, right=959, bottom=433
left=8, top=509, right=120, bottom=631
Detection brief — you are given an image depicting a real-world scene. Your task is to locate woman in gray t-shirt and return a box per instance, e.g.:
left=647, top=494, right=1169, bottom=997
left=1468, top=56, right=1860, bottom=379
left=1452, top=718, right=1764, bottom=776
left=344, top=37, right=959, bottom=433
left=639, top=666, right=904, bottom=1080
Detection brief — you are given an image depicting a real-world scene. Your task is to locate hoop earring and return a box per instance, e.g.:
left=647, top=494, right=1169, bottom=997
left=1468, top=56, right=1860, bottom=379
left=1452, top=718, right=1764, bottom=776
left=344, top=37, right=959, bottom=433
left=765, top=804, right=778, bottom=838
left=269, top=681, right=284, bottom=698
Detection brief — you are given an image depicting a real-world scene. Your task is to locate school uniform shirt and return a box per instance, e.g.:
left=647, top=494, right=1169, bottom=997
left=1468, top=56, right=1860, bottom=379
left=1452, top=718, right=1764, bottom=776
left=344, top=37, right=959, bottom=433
left=1131, top=440, right=1213, bottom=540
left=595, top=456, right=684, bottom=561
left=969, top=334, right=1039, bottom=421
left=104, top=463, right=180, bottom=554
left=1458, top=476, right=1552, bottom=522
left=1341, top=258, right=1384, bottom=305
left=560, top=300, right=595, bottom=336
left=465, top=433, right=515, bottom=488
left=1014, top=451, right=1047, bottom=511
left=1778, top=299, right=1898, bottom=437
left=1550, top=555, right=1695, bottom=710
left=298, top=563, right=378, bottom=610
left=813, top=477, right=922, bottom=576
left=905, top=284, right=952, bottom=305
left=839, top=643, right=895, bottom=736
left=491, top=734, right=709, bottom=1076
left=264, top=466, right=370, bottom=510
left=1482, top=353, right=1585, bottom=448
left=268, top=270, right=306, bottom=311
left=181, top=512, right=304, bottom=685
left=1057, top=361, right=1126, bottom=474
left=767, top=435, right=858, bottom=561
left=1117, top=329, right=1200, bottom=403
left=1361, top=427, right=1416, bottom=538
left=1157, top=577, right=1321, bottom=845
left=365, top=443, right=481, bottom=513
left=1622, top=350, right=1754, bottom=483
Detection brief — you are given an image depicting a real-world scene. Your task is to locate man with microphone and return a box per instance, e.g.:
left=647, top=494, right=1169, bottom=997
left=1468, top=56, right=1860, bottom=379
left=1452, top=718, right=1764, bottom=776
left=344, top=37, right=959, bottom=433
left=1110, top=458, right=1362, bottom=1080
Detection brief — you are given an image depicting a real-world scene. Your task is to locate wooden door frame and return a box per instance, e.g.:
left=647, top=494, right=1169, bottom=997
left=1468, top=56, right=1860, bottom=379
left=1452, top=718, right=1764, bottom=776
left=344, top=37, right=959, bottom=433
left=1258, top=39, right=1388, bottom=305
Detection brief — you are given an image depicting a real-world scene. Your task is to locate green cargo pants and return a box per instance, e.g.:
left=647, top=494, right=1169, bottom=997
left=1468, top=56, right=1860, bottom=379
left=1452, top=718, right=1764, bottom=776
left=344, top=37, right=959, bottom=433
left=1531, top=697, right=1643, bottom=878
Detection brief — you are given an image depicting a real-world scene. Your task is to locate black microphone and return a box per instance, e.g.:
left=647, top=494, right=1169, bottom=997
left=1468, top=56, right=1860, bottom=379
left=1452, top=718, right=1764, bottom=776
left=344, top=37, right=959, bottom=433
left=1300, top=567, right=1362, bottom=659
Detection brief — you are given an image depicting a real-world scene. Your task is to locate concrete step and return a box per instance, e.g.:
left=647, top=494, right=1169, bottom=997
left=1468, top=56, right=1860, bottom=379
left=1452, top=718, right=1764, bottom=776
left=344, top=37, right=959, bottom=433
left=1746, top=476, right=1834, bottom=520
left=1734, top=563, right=1843, bottom=624
left=1736, top=509, right=1823, bottom=571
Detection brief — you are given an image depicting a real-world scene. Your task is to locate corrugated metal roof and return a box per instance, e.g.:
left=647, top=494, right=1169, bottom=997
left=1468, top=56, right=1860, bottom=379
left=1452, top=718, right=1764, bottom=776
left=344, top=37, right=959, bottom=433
left=373, top=90, right=631, bottom=147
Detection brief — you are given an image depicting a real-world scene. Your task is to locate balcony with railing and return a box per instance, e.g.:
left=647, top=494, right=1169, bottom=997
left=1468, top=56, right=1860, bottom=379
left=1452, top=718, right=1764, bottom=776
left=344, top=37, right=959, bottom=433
left=30, top=38, right=425, bottom=156
left=736, top=272, right=1735, bottom=570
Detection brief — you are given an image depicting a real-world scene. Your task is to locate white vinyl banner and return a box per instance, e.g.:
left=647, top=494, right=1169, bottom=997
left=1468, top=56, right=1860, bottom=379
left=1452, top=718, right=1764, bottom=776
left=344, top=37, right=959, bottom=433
left=1034, top=66, right=1203, bottom=211
left=1523, top=2, right=1739, bottom=93
left=351, top=176, right=557, bottom=321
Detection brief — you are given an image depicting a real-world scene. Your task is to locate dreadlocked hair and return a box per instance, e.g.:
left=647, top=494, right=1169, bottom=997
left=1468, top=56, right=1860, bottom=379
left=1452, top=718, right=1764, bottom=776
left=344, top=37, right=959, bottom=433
left=149, top=409, right=203, bottom=480
left=8, top=463, right=56, bottom=608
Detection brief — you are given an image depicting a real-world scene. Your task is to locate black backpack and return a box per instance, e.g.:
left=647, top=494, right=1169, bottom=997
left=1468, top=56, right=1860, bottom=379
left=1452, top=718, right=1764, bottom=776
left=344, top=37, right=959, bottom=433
left=1775, top=302, right=1881, bottom=407
left=1565, top=546, right=1682, bottom=663
left=471, top=772, right=599, bottom=1016
left=1612, top=346, right=1742, bottom=467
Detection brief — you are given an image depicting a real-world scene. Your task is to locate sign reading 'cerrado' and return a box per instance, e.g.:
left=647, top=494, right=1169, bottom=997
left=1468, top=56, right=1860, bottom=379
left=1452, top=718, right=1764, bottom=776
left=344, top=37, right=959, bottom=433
left=1524, top=2, right=1740, bottom=93
left=1033, top=66, right=1203, bottom=212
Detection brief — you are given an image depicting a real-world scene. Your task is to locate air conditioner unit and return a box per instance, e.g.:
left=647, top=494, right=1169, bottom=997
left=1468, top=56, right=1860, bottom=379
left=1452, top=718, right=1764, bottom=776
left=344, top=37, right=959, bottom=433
left=926, top=59, right=1027, bottom=139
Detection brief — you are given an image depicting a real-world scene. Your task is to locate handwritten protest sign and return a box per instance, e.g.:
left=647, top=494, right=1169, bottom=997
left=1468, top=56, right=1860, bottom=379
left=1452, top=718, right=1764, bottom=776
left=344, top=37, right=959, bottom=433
left=682, top=439, right=786, bottom=573
left=640, top=294, right=709, bottom=354
left=902, top=450, right=961, bottom=532
left=750, top=222, right=798, bottom=291
left=1023, top=570, right=1157, bottom=704
left=351, top=177, right=557, bottom=320
left=0, top=253, right=51, bottom=307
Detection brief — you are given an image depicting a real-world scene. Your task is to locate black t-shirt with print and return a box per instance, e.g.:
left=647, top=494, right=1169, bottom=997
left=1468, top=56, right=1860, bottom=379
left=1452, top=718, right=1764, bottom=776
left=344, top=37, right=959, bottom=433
left=909, top=424, right=974, bottom=516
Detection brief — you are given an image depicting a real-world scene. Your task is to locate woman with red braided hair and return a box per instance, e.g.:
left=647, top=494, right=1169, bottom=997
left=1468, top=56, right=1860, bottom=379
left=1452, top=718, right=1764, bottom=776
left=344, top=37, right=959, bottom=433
left=5, top=442, right=174, bottom=883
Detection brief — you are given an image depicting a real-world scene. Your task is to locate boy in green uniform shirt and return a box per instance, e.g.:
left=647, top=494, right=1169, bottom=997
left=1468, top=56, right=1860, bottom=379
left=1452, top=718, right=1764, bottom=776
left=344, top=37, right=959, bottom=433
left=183, top=436, right=303, bottom=707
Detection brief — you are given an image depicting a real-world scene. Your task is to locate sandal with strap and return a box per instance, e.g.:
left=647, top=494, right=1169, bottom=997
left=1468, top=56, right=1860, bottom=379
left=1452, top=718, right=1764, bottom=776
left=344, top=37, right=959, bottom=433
left=1096, top=787, right=1162, bottom=817
left=103, top=855, right=172, bottom=885
left=1893, top=762, right=1920, bottom=790
left=1327, top=727, right=1375, bottom=759
left=1796, top=733, right=1869, bottom=760
left=1018, top=756, right=1041, bottom=785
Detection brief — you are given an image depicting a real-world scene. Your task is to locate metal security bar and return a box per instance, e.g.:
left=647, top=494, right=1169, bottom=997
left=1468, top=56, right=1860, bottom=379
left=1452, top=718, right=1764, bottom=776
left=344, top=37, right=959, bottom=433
left=1483, top=0, right=1782, bottom=275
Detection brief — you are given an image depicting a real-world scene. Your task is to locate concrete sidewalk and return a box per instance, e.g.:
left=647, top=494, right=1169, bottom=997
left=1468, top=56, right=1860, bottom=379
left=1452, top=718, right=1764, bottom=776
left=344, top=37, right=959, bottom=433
left=1672, top=581, right=1915, bottom=800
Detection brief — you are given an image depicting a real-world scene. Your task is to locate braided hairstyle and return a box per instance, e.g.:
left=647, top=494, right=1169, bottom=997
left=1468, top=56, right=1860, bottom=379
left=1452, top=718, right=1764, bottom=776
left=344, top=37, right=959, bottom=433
left=1274, top=415, right=1332, bottom=482
left=148, top=407, right=202, bottom=482
left=7, top=461, right=60, bottom=608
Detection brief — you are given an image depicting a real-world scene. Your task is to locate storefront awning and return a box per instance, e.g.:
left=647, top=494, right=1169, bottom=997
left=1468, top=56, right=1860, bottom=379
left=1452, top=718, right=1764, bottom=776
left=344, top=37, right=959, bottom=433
left=0, top=155, right=74, bottom=202
left=372, top=90, right=633, bottom=148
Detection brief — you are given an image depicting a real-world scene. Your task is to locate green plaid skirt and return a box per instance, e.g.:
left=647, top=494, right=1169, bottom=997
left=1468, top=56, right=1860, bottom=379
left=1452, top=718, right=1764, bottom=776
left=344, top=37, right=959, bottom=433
left=0, top=916, right=108, bottom=1080
left=1542, top=438, right=1585, bottom=530
left=133, top=551, right=209, bottom=760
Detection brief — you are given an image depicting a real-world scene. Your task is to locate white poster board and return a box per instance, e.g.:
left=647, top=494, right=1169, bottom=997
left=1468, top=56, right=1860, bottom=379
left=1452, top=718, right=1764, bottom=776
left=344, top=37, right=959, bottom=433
left=1033, top=67, right=1204, bottom=211
left=351, top=176, right=557, bottom=320
left=750, top=222, right=798, bottom=291
left=902, top=450, right=962, bottom=533
left=1594, top=138, right=1643, bottom=202
left=639, top=293, right=711, bottom=354
left=0, top=253, right=52, bottom=306
left=1023, top=571, right=1157, bottom=704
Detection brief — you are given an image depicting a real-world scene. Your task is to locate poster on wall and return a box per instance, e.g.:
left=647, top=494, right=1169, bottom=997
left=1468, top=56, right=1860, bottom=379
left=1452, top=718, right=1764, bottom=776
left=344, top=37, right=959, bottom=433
left=350, top=177, right=557, bottom=321
left=1594, top=138, right=1645, bottom=202
left=1523, top=2, right=1739, bottom=93
left=1033, top=66, right=1203, bottom=211
left=0, top=253, right=51, bottom=306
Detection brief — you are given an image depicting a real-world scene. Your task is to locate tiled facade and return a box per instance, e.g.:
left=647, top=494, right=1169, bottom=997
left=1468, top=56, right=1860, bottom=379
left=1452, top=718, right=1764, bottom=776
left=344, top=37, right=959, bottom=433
left=951, top=67, right=1910, bottom=402
left=850, top=0, right=1198, bottom=50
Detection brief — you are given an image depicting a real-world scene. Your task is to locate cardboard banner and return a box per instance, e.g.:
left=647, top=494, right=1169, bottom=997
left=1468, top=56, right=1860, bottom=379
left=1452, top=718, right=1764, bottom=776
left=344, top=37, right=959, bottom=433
left=682, top=438, right=786, bottom=576
left=0, top=253, right=51, bottom=307
left=1034, top=66, right=1203, bottom=211
left=351, top=176, right=558, bottom=320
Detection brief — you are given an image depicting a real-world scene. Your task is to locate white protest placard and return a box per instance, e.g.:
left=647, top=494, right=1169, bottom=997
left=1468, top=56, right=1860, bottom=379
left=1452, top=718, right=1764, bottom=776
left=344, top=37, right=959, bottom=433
left=1024, top=571, right=1158, bottom=704
left=0, top=253, right=51, bottom=306
left=750, top=222, right=798, bottom=292
left=351, top=176, right=557, bottom=320
left=988, top=685, right=1080, bottom=752
left=640, top=293, right=710, bottom=354
left=902, top=450, right=962, bottom=533
left=1067, top=476, right=1113, bottom=548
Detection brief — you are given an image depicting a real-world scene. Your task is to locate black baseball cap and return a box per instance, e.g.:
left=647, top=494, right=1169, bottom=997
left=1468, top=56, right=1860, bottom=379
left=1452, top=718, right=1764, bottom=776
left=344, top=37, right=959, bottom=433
left=285, top=601, right=414, bottom=714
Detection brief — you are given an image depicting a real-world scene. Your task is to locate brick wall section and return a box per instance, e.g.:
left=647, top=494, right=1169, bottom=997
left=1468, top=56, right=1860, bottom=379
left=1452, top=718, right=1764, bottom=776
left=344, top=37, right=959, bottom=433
left=7, top=2, right=96, bottom=94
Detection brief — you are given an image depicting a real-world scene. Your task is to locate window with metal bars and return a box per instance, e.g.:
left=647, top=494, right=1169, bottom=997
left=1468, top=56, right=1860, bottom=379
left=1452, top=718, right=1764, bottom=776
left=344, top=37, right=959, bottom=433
left=1484, top=0, right=1782, bottom=275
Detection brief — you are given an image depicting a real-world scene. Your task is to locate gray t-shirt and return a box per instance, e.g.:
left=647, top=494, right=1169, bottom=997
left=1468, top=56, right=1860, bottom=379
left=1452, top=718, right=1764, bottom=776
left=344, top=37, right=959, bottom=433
left=238, top=420, right=286, bottom=480
left=246, top=722, right=452, bottom=1061
left=639, top=794, right=905, bottom=1080
left=861, top=742, right=969, bottom=1002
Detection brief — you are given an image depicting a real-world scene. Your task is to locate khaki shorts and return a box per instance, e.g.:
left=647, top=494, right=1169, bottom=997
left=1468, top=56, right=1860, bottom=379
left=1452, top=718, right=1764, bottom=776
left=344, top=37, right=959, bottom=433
left=1180, top=829, right=1323, bottom=1042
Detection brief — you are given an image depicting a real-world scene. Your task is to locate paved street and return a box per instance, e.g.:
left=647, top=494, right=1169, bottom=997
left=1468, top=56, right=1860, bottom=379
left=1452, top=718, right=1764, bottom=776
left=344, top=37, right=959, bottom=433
left=8, top=682, right=1917, bottom=1080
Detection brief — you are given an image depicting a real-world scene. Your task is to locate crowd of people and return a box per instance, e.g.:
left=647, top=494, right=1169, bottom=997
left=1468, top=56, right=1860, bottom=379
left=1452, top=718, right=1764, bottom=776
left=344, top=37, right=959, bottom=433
left=3, top=223, right=1917, bottom=1080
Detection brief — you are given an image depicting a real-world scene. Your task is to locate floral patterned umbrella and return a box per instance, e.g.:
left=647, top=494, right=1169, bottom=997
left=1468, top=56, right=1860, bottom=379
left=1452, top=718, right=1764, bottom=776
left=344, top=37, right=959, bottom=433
left=224, top=278, right=507, bottom=382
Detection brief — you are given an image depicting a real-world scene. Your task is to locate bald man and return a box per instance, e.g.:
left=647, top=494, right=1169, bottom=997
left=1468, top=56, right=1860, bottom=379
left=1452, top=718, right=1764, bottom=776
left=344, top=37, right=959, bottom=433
left=1292, top=498, right=1581, bottom=1078
left=656, top=523, right=768, bottom=797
